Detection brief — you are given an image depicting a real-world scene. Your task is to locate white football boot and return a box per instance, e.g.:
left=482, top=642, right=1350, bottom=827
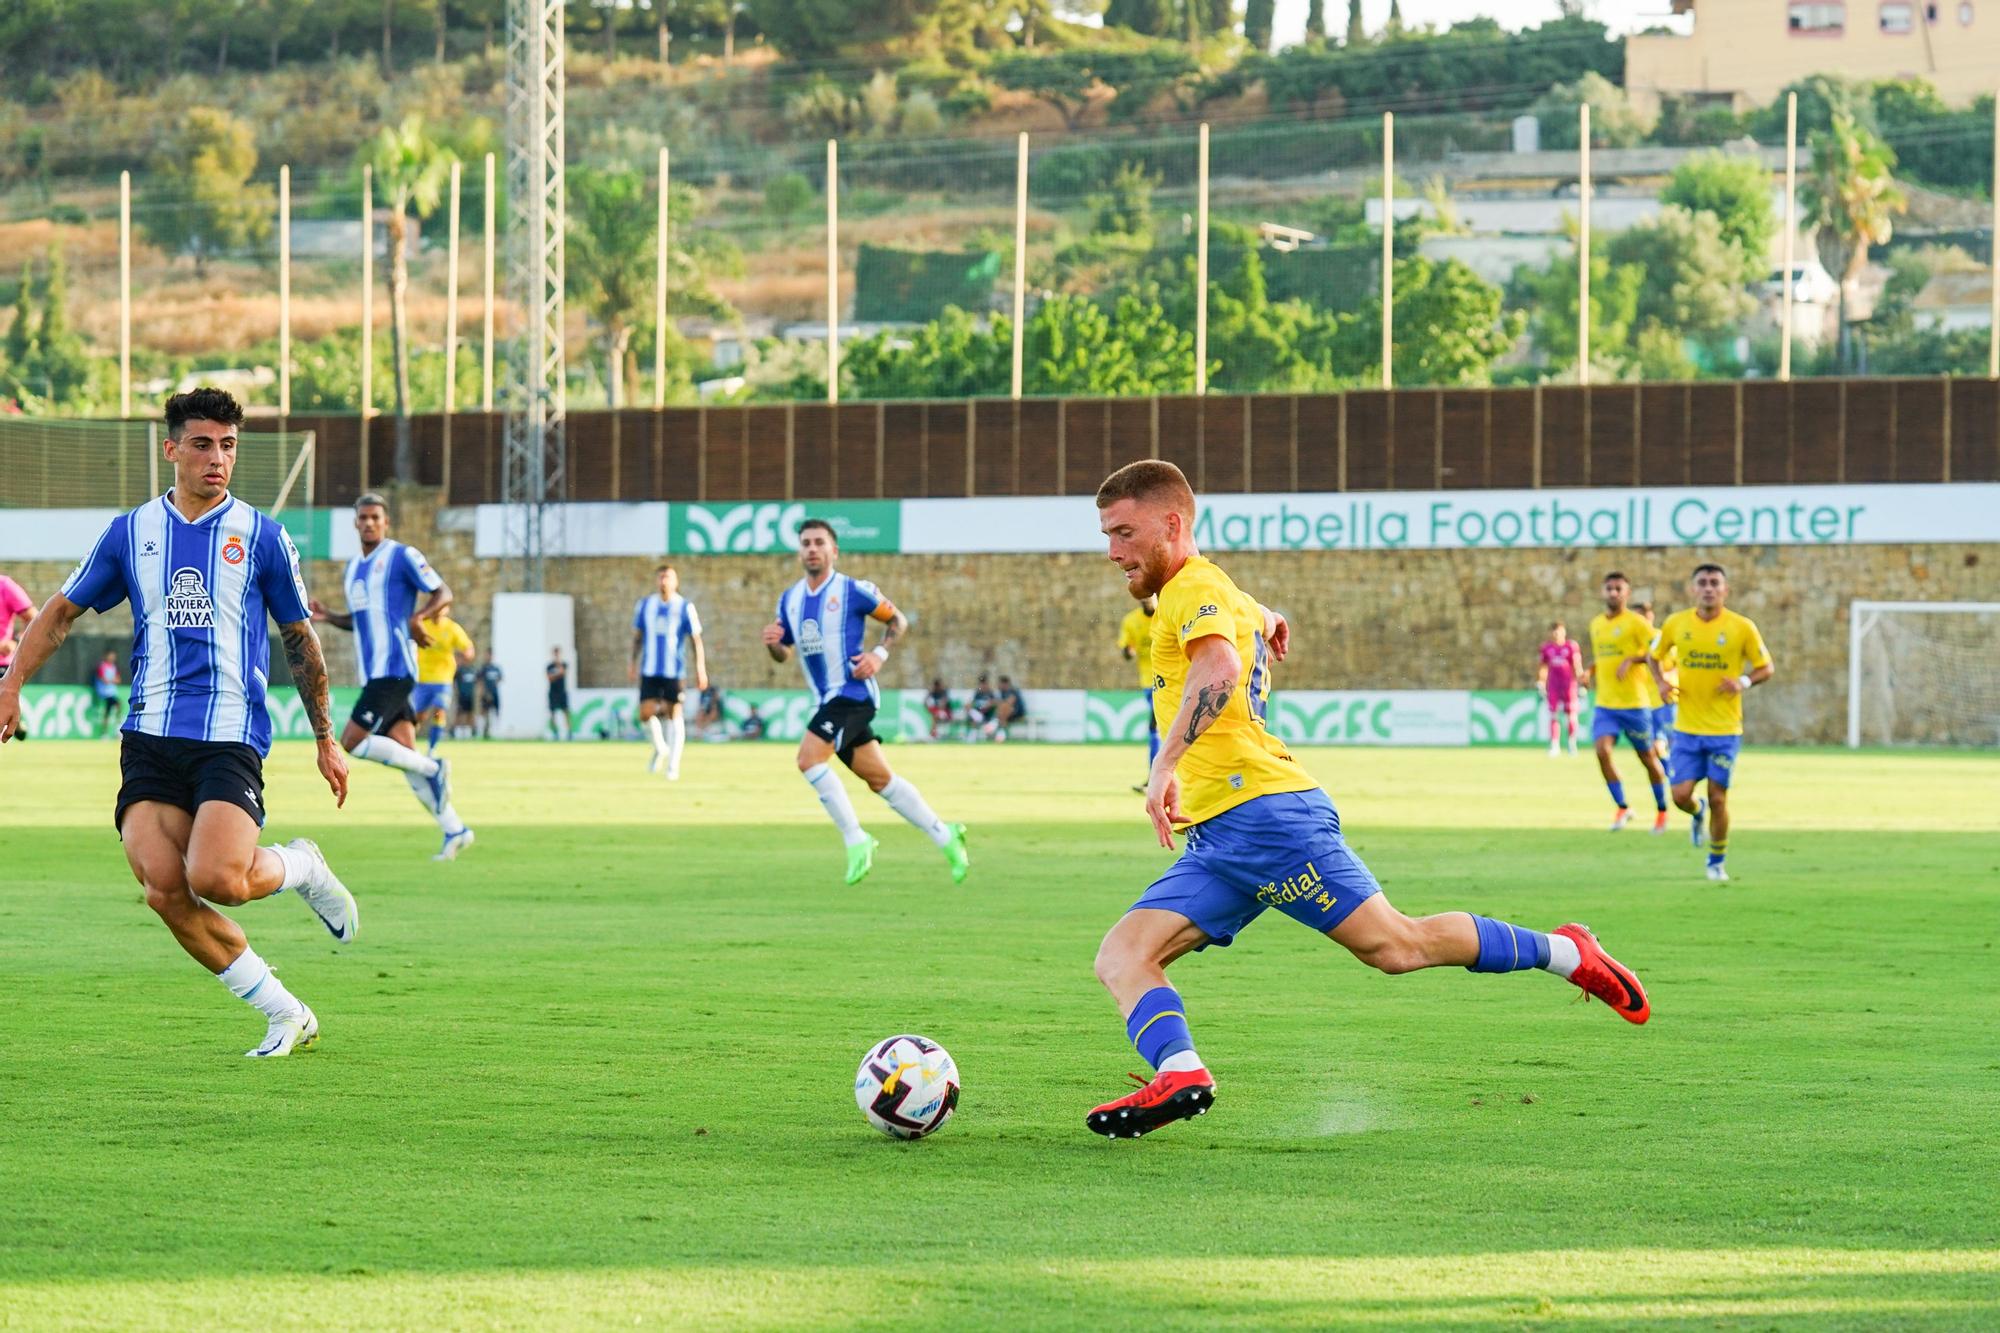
left=247, top=1004, right=319, bottom=1058
left=289, top=837, right=358, bottom=943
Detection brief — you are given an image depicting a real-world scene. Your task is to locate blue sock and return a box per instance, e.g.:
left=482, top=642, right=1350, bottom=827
left=1650, top=781, right=1667, bottom=812
left=1606, top=778, right=1627, bottom=809
left=428, top=723, right=444, bottom=751
left=1147, top=727, right=1160, bottom=766
left=1466, top=915, right=1552, bottom=973
left=1125, top=986, right=1194, bottom=1068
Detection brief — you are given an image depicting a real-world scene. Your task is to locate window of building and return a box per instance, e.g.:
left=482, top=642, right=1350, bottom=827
left=1881, top=1, right=1915, bottom=30
left=1789, top=2, right=1846, bottom=33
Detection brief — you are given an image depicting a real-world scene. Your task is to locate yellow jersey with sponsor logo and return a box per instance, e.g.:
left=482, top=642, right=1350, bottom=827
left=1152, top=555, right=1317, bottom=827
left=1117, top=604, right=1157, bottom=688
left=1588, top=609, right=1662, bottom=711
left=415, top=615, right=474, bottom=684
left=1650, top=607, right=1771, bottom=736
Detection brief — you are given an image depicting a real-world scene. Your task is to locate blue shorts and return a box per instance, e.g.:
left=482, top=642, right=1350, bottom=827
left=1131, top=788, right=1381, bottom=948
left=1592, top=706, right=1654, bottom=746
left=1143, top=687, right=1156, bottom=735
left=1651, top=704, right=1676, bottom=737
left=410, top=683, right=453, bottom=716
left=1670, top=732, right=1741, bottom=788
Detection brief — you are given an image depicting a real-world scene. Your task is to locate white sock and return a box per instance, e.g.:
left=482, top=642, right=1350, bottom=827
left=263, top=842, right=313, bottom=892
left=354, top=734, right=439, bottom=776
left=878, top=775, right=952, bottom=848
left=803, top=763, right=869, bottom=847
left=403, top=768, right=442, bottom=816
left=1542, top=933, right=1582, bottom=980
left=436, top=799, right=467, bottom=837
left=216, top=947, right=303, bottom=1022
left=646, top=715, right=667, bottom=758
left=1159, top=1049, right=1206, bottom=1074
left=667, top=716, right=685, bottom=768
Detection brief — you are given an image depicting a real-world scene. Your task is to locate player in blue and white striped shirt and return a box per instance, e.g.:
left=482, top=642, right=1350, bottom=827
left=310, top=493, right=472, bottom=860
left=0, top=389, right=360, bottom=1058
left=763, top=518, right=968, bottom=886
left=629, top=564, right=708, bottom=778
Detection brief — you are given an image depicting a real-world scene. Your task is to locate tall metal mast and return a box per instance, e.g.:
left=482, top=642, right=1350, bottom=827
left=501, top=0, right=566, bottom=591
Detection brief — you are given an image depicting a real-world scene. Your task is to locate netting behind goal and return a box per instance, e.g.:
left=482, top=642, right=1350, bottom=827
left=1848, top=602, right=2000, bottom=748
left=0, top=417, right=314, bottom=513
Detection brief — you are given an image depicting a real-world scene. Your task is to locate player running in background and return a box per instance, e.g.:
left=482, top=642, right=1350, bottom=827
left=92, top=649, right=124, bottom=735
left=0, top=388, right=356, bottom=1057
left=763, top=518, right=969, bottom=886
left=1636, top=602, right=1677, bottom=774
left=545, top=647, right=571, bottom=741
left=1585, top=573, right=1670, bottom=833
left=630, top=564, right=707, bottom=779
left=1536, top=622, right=1584, bottom=756
left=1649, top=564, right=1773, bottom=883
left=413, top=610, right=475, bottom=756
left=0, top=572, right=36, bottom=739
left=310, top=493, right=473, bottom=861
left=1085, top=461, right=1648, bottom=1139
left=1116, top=594, right=1159, bottom=792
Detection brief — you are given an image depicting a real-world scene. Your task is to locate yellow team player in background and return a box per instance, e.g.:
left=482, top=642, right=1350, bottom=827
left=1649, top=562, right=1774, bottom=883
left=1584, top=572, right=1671, bottom=833
left=1116, top=594, right=1160, bottom=792
left=413, top=612, right=476, bottom=756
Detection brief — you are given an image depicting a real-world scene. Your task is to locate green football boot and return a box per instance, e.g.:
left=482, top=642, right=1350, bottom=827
left=845, top=835, right=879, bottom=886
left=942, top=823, right=970, bottom=884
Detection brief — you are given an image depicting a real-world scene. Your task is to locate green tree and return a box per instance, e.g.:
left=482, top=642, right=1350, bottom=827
left=1090, top=161, right=1157, bottom=239
left=763, top=173, right=815, bottom=229
left=1026, top=293, right=1198, bottom=395
left=3, top=261, right=34, bottom=372
left=1344, top=0, right=1363, bottom=44
left=363, top=114, right=456, bottom=481
left=843, top=306, right=1008, bottom=400
left=1606, top=205, right=1755, bottom=344
left=1105, top=0, right=1171, bottom=37
left=147, top=107, right=274, bottom=276
left=1532, top=71, right=1651, bottom=149
left=34, top=245, right=92, bottom=404
left=990, top=48, right=1197, bottom=132
left=1521, top=247, right=1645, bottom=378
left=1243, top=0, right=1273, bottom=51
left=1661, top=151, right=1776, bottom=285
left=1801, top=112, right=1908, bottom=361
left=1340, top=256, right=1520, bottom=387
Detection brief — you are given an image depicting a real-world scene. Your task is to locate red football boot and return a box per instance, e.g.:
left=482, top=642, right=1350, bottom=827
left=1086, top=1068, right=1216, bottom=1138
left=1552, top=923, right=1650, bottom=1025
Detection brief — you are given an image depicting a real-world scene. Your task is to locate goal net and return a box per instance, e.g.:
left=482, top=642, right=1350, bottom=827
left=1848, top=602, right=2000, bottom=748
left=0, top=417, right=315, bottom=514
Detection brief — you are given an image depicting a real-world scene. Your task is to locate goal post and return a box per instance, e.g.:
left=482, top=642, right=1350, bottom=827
left=1848, top=601, right=2000, bottom=749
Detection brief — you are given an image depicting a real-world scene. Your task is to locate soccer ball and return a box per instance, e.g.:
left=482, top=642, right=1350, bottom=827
left=854, top=1034, right=960, bottom=1140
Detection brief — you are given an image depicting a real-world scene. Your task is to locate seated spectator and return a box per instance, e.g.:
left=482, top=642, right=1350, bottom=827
left=924, top=678, right=954, bottom=740
left=695, top=684, right=725, bottom=739
left=985, top=675, right=1028, bottom=743
left=739, top=702, right=766, bottom=740
left=966, top=674, right=997, bottom=740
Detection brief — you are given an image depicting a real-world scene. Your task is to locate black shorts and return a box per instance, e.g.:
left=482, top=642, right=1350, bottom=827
left=548, top=688, right=570, bottom=712
left=639, top=675, right=683, bottom=705
left=809, top=696, right=878, bottom=767
left=456, top=687, right=476, bottom=713
left=115, top=731, right=265, bottom=832
left=352, top=675, right=416, bottom=735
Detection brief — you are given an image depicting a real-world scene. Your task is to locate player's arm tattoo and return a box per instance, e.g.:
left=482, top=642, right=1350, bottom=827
left=631, top=627, right=644, bottom=666
left=1183, top=678, right=1233, bottom=745
left=878, top=607, right=908, bottom=652
left=281, top=620, right=336, bottom=741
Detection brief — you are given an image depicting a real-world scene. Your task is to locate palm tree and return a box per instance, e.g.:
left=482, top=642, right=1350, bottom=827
left=569, top=166, right=737, bottom=408
left=365, top=115, right=456, bottom=481
left=1801, top=112, right=1907, bottom=366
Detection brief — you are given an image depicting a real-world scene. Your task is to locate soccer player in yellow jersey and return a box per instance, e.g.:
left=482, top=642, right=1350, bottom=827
left=1115, top=594, right=1159, bottom=791
left=413, top=612, right=475, bottom=757
left=1084, top=461, right=1650, bottom=1139
left=1584, top=572, right=1670, bottom=833
left=1649, top=563, right=1773, bottom=883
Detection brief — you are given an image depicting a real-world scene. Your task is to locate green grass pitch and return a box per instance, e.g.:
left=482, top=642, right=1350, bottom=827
left=1, top=739, right=1996, bottom=1329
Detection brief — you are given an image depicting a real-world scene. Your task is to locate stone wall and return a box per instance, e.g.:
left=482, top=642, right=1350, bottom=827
left=9, top=488, right=1993, bottom=743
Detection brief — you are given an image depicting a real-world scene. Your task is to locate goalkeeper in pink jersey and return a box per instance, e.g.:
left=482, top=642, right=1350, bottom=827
left=1536, top=622, right=1584, bottom=757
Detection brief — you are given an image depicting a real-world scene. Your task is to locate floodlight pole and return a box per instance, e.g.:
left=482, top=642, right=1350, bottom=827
left=444, top=158, right=462, bottom=496
left=361, top=163, right=374, bottom=488
left=1195, top=122, right=1210, bottom=396
left=1012, top=132, right=1028, bottom=401
left=1381, top=112, right=1393, bottom=389
left=279, top=164, right=292, bottom=417
left=826, top=138, right=840, bottom=406
left=656, top=145, right=670, bottom=410
left=119, top=171, right=131, bottom=419
left=1578, top=104, right=1591, bottom=386
left=1782, top=92, right=1798, bottom=382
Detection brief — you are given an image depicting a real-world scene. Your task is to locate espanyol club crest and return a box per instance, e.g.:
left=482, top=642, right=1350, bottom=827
left=826, top=595, right=840, bottom=614
left=222, top=535, right=246, bottom=566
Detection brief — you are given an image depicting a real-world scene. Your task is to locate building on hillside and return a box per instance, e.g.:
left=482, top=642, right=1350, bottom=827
left=1627, top=1, right=2000, bottom=116
left=1910, top=271, right=1995, bottom=329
